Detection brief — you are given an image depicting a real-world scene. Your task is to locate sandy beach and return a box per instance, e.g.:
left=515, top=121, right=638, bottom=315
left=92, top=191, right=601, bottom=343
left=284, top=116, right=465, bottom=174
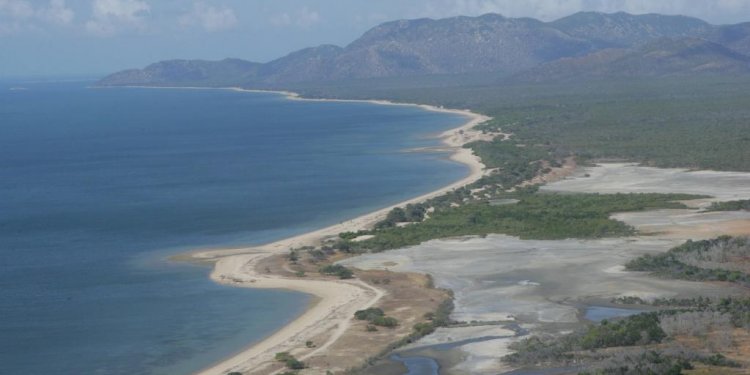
left=195, top=252, right=385, bottom=375
left=178, top=87, right=494, bottom=375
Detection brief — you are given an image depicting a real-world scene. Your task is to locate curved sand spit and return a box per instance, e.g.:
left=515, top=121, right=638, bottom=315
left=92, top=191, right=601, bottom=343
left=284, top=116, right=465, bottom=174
left=194, top=252, right=384, bottom=375
left=181, top=89, right=492, bottom=375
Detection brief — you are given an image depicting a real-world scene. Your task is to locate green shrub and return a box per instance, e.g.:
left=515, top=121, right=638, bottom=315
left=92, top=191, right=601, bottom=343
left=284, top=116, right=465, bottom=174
left=354, top=308, right=384, bottom=321
left=707, top=199, right=750, bottom=212
left=579, top=313, right=665, bottom=349
left=413, top=322, right=435, bottom=336
left=626, top=236, right=750, bottom=284
left=275, top=352, right=306, bottom=370
left=354, top=307, right=398, bottom=328
left=319, top=264, right=354, bottom=279
left=285, top=359, right=305, bottom=370
left=371, top=316, right=399, bottom=328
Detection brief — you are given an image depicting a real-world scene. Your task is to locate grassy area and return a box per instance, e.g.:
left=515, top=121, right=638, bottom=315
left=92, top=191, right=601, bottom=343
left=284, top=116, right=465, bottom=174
left=347, top=193, right=703, bottom=252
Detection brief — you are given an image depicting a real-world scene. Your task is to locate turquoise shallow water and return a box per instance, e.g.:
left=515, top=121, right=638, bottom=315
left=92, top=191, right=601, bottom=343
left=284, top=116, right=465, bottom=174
left=0, top=81, right=468, bottom=374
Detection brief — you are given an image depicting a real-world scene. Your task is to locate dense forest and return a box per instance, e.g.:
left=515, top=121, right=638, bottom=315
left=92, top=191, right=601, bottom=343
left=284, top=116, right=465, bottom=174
left=290, top=75, right=750, bottom=172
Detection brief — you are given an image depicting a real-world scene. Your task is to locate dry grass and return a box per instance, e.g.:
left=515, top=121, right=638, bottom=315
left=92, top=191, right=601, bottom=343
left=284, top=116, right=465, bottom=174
left=254, top=251, right=450, bottom=374
left=673, top=327, right=750, bottom=373
left=305, top=269, right=449, bottom=373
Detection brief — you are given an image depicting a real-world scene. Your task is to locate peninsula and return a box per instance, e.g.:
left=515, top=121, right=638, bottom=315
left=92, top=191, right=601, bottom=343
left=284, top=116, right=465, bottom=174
left=100, top=10, right=750, bottom=375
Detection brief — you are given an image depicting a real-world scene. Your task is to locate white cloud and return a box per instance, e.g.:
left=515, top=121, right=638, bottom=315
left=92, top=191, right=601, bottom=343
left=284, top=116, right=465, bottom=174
left=270, top=6, right=320, bottom=28
left=85, top=0, right=150, bottom=36
left=414, top=0, right=581, bottom=20
left=0, top=0, right=74, bottom=35
left=38, top=0, right=74, bottom=25
left=0, top=0, right=34, bottom=19
left=179, top=2, right=238, bottom=32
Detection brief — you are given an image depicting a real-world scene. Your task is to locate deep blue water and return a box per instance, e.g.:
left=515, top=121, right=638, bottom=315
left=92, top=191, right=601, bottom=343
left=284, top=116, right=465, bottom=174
left=0, top=81, right=468, bottom=374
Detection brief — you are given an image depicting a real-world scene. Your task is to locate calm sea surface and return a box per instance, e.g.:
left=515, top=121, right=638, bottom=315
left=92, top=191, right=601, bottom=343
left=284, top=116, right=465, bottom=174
left=0, top=81, right=467, bottom=374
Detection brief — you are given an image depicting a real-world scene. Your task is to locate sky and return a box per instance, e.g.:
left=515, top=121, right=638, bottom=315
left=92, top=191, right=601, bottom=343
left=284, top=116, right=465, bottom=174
left=2, top=0, right=750, bottom=78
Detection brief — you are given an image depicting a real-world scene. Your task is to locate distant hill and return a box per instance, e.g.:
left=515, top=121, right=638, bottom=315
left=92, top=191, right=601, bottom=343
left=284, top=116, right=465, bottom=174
left=98, top=12, right=750, bottom=87
left=513, top=38, right=750, bottom=82
left=550, top=11, right=713, bottom=48
left=326, top=14, right=592, bottom=77
left=99, top=58, right=261, bottom=86
left=711, top=22, right=750, bottom=55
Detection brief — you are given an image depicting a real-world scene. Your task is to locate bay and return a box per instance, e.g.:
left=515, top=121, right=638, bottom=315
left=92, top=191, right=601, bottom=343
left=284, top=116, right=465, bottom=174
left=0, top=81, right=467, bottom=374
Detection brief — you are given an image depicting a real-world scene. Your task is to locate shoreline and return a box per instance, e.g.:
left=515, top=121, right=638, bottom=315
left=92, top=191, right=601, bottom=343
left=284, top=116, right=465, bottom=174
left=125, top=85, right=493, bottom=374
left=196, top=253, right=386, bottom=375
left=107, top=85, right=492, bottom=255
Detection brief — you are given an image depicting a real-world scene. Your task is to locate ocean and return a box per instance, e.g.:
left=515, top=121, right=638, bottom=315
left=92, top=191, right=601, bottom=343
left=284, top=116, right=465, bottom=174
left=0, top=81, right=468, bottom=374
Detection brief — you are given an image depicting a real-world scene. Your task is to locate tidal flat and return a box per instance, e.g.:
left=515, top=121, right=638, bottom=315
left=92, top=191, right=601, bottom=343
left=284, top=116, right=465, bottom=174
left=346, top=163, right=750, bottom=374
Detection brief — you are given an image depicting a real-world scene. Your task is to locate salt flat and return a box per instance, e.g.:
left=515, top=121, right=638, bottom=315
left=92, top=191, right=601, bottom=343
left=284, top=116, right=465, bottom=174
left=541, top=163, right=750, bottom=201
left=344, top=235, right=742, bottom=324
left=347, top=163, right=750, bottom=374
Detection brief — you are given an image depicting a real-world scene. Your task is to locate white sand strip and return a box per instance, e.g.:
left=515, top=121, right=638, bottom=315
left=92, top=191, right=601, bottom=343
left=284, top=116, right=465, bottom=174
left=196, top=253, right=384, bottom=375
left=158, top=87, right=496, bottom=374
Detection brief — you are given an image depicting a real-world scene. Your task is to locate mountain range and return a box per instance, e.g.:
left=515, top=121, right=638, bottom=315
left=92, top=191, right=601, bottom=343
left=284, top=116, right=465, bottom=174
left=98, top=11, right=750, bottom=87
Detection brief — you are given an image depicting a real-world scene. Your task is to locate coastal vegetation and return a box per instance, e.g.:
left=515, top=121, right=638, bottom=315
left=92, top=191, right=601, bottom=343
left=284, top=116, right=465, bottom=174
left=707, top=200, right=750, bottom=212
left=500, top=235, right=750, bottom=374
left=576, top=351, right=735, bottom=375
left=273, top=75, right=749, bottom=372
left=113, top=44, right=750, bottom=375
left=65, top=8, right=750, bottom=375
left=319, top=264, right=354, bottom=279
left=318, top=76, right=748, bottom=262
left=505, top=305, right=746, bottom=373
left=292, top=76, right=750, bottom=172
left=625, top=236, right=750, bottom=285
left=472, top=78, right=750, bottom=172
left=612, top=296, right=714, bottom=309
left=504, top=236, right=750, bottom=374
left=354, top=307, right=385, bottom=321
left=466, top=138, right=557, bottom=192
left=612, top=296, right=750, bottom=329
left=410, top=299, right=455, bottom=337
left=354, top=308, right=399, bottom=328
left=275, top=352, right=306, bottom=370
left=341, top=297, right=456, bottom=373
left=345, top=193, right=703, bottom=252
left=505, top=313, right=667, bottom=366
